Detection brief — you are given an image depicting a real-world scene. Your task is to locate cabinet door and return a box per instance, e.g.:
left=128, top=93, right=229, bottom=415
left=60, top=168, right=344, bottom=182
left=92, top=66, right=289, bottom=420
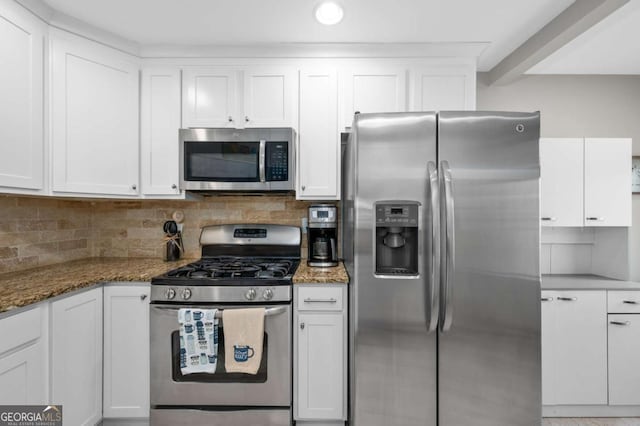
left=539, top=138, right=584, bottom=227
left=243, top=67, right=296, bottom=128
left=584, top=138, right=632, bottom=227
left=342, top=67, right=407, bottom=129
left=297, top=68, right=339, bottom=200
left=411, top=65, right=475, bottom=111
left=608, top=314, right=640, bottom=405
left=0, top=3, right=45, bottom=191
left=553, top=291, right=607, bottom=405
left=182, top=68, right=237, bottom=128
left=103, top=285, right=150, bottom=418
left=51, top=288, right=103, bottom=426
left=296, top=313, right=344, bottom=420
left=540, top=291, right=556, bottom=405
left=51, top=31, right=139, bottom=196
left=141, top=68, right=182, bottom=196
left=0, top=306, right=46, bottom=405
left=0, top=343, right=46, bottom=405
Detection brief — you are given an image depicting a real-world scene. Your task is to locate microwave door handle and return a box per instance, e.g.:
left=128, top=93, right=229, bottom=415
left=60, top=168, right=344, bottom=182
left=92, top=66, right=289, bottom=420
left=259, top=140, right=266, bottom=183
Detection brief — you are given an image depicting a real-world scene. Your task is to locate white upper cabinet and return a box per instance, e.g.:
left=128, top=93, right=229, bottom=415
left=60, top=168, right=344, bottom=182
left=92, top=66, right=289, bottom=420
left=0, top=2, right=45, bottom=191
left=182, top=66, right=296, bottom=129
left=51, top=30, right=140, bottom=197
left=297, top=68, right=339, bottom=200
left=243, top=66, right=297, bottom=128
left=584, top=138, right=631, bottom=227
left=182, top=68, right=237, bottom=128
left=410, top=65, right=476, bottom=111
left=539, top=137, right=631, bottom=227
left=341, top=67, right=407, bottom=129
left=141, top=67, right=182, bottom=196
left=540, top=138, right=584, bottom=227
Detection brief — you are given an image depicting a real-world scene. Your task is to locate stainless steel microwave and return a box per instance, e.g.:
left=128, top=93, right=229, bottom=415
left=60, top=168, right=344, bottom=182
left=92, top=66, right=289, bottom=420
left=179, top=128, right=295, bottom=192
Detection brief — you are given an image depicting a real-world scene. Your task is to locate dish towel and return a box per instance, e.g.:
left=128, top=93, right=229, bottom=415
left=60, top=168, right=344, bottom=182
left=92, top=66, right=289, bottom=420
left=223, top=307, right=265, bottom=375
left=178, top=308, right=219, bottom=374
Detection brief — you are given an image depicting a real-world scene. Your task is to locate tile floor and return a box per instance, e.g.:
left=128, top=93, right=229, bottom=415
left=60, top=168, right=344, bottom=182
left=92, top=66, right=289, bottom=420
left=543, top=418, right=640, bottom=426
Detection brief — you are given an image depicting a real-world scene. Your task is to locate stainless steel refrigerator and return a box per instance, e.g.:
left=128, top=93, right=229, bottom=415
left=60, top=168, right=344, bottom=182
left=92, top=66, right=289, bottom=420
left=343, top=111, right=541, bottom=426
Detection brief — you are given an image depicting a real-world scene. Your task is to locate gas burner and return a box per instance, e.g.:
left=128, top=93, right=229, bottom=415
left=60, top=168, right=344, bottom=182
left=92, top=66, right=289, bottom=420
left=161, top=257, right=298, bottom=284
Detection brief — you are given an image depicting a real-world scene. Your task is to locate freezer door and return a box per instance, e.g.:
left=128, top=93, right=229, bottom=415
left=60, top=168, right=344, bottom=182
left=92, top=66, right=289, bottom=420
left=437, top=111, right=541, bottom=426
left=349, top=112, right=438, bottom=426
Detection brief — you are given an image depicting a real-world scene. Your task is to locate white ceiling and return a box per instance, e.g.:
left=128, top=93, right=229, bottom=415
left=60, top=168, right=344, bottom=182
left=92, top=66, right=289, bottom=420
left=528, top=1, right=640, bottom=74
left=41, top=0, right=574, bottom=71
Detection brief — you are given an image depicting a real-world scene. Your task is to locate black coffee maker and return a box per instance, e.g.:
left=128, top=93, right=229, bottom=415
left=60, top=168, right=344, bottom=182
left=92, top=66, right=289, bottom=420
left=307, top=204, right=338, bottom=267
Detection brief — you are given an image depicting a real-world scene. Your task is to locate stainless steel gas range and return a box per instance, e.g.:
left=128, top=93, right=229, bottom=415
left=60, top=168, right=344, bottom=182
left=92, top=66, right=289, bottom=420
left=149, top=224, right=300, bottom=426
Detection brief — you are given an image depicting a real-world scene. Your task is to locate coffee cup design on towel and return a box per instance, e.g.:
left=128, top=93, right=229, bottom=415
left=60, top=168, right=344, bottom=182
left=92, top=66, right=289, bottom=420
left=233, top=345, right=255, bottom=362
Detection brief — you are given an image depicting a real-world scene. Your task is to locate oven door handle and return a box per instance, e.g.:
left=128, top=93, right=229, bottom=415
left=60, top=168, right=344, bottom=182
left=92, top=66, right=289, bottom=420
left=152, top=305, right=288, bottom=318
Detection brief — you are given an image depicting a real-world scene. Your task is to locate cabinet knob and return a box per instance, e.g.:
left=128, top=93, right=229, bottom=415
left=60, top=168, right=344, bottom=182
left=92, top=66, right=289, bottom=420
left=140, top=294, right=147, bottom=301
left=171, top=184, right=177, bottom=190
left=540, top=217, right=556, bottom=222
left=557, top=296, right=577, bottom=301
left=586, top=217, right=604, bottom=221
left=623, top=300, right=639, bottom=305
left=228, top=116, right=233, bottom=122
left=300, top=322, right=305, bottom=330
left=541, top=297, right=553, bottom=302
left=131, top=184, right=137, bottom=190
left=245, top=116, right=250, bottom=122
left=301, top=185, right=306, bottom=191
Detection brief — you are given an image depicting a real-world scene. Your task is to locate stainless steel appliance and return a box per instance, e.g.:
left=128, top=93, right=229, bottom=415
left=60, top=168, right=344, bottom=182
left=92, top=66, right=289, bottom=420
left=150, top=224, right=300, bottom=426
left=343, top=111, right=541, bottom=426
left=307, top=204, right=339, bottom=267
left=180, top=128, right=295, bottom=192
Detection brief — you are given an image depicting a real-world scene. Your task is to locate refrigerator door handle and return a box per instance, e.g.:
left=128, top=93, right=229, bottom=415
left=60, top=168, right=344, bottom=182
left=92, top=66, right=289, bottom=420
left=425, top=161, right=440, bottom=332
left=439, top=160, right=455, bottom=332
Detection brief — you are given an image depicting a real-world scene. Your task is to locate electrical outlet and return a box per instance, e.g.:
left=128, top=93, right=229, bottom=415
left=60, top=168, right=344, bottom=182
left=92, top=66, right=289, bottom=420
left=301, top=217, right=308, bottom=233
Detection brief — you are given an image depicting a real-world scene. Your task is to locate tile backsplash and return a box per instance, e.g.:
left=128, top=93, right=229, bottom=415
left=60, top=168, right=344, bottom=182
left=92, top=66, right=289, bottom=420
left=0, top=196, right=92, bottom=273
left=0, top=194, right=317, bottom=274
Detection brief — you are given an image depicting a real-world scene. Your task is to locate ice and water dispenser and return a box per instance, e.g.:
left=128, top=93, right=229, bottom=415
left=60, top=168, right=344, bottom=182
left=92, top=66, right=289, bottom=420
left=374, top=201, right=419, bottom=276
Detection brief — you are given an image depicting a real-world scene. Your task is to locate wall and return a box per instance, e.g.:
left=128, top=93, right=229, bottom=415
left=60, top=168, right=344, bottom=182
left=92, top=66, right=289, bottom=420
left=91, top=195, right=312, bottom=259
left=477, top=74, right=640, bottom=280
left=0, top=194, right=312, bottom=274
left=0, top=196, right=92, bottom=273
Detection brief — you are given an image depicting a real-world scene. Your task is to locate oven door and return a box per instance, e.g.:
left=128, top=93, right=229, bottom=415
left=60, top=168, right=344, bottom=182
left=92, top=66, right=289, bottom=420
left=150, top=303, right=291, bottom=407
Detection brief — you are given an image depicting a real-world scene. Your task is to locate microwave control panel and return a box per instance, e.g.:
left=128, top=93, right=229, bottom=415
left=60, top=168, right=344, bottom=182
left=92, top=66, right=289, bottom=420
left=266, top=142, right=288, bottom=181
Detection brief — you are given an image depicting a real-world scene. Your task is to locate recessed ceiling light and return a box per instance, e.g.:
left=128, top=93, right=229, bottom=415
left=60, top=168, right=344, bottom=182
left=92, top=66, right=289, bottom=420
left=314, top=1, right=344, bottom=26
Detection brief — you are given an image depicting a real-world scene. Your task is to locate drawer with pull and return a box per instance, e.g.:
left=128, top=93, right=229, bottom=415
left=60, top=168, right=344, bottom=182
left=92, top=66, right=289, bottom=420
left=296, top=286, right=344, bottom=311
left=608, top=291, right=640, bottom=313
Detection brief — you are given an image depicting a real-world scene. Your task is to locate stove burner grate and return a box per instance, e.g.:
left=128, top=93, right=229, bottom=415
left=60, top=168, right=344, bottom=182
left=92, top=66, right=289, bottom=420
left=166, top=257, right=295, bottom=280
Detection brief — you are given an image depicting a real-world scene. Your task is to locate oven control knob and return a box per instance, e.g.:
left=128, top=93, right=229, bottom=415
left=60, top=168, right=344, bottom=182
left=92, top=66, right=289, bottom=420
left=245, top=288, right=257, bottom=301
left=165, top=288, right=176, bottom=300
left=263, top=288, right=274, bottom=300
left=181, top=288, right=192, bottom=300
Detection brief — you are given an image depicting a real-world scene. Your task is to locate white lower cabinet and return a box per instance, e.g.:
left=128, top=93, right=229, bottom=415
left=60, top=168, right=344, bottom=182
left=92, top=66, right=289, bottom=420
left=608, top=313, right=640, bottom=405
left=294, top=285, right=347, bottom=424
left=103, top=284, right=150, bottom=418
left=607, top=290, right=640, bottom=406
left=0, top=306, right=47, bottom=404
left=51, top=288, right=103, bottom=426
left=541, top=290, right=608, bottom=405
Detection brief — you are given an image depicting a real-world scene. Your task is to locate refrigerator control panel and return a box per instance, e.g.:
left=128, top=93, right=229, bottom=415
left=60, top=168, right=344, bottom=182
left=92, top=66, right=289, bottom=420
left=375, top=202, right=419, bottom=226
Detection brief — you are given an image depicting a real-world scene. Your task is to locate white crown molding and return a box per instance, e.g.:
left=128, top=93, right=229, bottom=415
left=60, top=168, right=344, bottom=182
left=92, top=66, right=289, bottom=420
left=138, top=42, right=488, bottom=59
